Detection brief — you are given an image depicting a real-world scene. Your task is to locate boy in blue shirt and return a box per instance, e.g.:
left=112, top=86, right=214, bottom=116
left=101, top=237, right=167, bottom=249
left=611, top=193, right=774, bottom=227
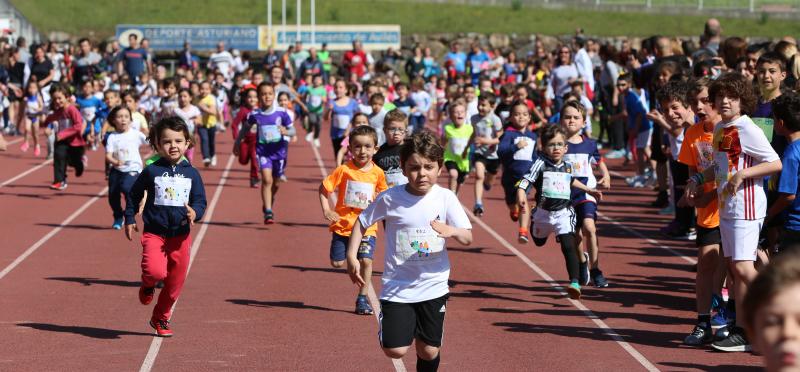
left=497, top=102, right=538, bottom=243
left=767, top=93, right=800, bottom=252
left=76, top=79, right=106, bottom=150
left=614, top=73, right=652, bottom=188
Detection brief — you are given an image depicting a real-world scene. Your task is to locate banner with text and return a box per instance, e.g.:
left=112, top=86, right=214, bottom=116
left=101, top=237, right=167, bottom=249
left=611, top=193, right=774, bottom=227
left=258, top=25, right=401, bottom=51
left=116, top=25, right=260, bottom=51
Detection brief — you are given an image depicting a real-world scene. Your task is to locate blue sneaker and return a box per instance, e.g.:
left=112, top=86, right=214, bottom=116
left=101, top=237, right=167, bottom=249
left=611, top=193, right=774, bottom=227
left=112, top=218, right=123, bottom=230
left=355, top=295, right=373, bottom=315
left=473, top=203, right=484, bottom=217
left=711, top=308, right=733, bottom=327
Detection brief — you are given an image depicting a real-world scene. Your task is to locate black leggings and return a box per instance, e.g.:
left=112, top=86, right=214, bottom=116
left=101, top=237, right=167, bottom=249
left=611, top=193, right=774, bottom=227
left=559, top=233, right=580, bottom=282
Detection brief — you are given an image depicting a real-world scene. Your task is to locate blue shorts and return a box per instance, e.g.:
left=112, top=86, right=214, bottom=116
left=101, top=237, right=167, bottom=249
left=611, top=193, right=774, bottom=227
left=330, top=233, right=376, bottom=261
left=502, top=173, right=520, bottom=205
left=574, top=201, right=597, bottom=229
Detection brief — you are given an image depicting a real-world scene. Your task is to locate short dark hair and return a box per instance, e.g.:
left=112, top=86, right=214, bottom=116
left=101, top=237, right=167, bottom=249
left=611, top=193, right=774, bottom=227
left=478, top=91, right=496, bottom=104
left=120, top=89, right=140, bottom=102
left=148, top=116, right=193, bottom=150
left=400, top=130, right=444, bottom=167
left=773, top=92, right=800, bottom=132
left=257, top=81, right=274, bottom=94
left=539, top=123, right=567, bottom=145
left=756, top=51, right=788, bottom=72
left=48, top=82, right=70, bottom=98
left=657, top=80, right=691, bottom=107
left=708, top=72, right=757, bottom=116
left=108, top=105, right=132, bottom=129
left=349, top=125, right=378, bottom=146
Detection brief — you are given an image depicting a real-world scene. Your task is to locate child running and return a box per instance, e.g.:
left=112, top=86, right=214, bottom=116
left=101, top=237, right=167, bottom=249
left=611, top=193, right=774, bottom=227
left=106, top=106, right=148, bottom=229
left=346, top=130, right=472, bottom=372
left=125, top=116, right=208, bottom=337
left=373, top=110, right=409, bottom=188
left=497, top=102, right=538, bottom=241
left=234, top=82, right=293, bottom=224
left=470, top=91, right=503, bottom=216
left=20, top=81, right=44, bottom=156
left=442, top=101, right=473, bottom=194
left=687, top=72, right=782, bottom=352
left=560, top=101, right=611, bottom=288
left=46, top=83, right=86, bottom=191
left=319, top=125, right=388, bottom=315
left=231, top=88, right=260, bottom=187
left=516, top=125, right=603, bottom=299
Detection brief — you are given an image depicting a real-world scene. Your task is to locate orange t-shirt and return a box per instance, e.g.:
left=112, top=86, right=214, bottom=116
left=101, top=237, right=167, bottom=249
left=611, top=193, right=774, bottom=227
left=322, top=161, right=388, bottom=236
left=677, top=122, right=719, bottom=228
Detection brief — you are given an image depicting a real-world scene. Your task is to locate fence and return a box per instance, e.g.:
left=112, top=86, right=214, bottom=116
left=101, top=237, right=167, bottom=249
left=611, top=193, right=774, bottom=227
left=0, top=0, right=41, bottom=43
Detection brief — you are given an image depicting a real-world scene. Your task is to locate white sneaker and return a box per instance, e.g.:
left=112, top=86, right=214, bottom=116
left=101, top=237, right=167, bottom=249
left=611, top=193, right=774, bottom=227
left=305, top=132, right=313, bottom=142
left=203, top=158, right=211, bottom=167
left=632, top=176, right=646, bottom=188
left=313, top=138, right=320, bottom=148
left=211, top=155, right=217, bottom=166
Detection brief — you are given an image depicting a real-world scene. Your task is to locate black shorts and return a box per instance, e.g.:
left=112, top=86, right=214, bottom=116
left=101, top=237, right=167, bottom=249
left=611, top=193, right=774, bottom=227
left=444, top=161, right=467, bottom=185
left=502, top=173, right=520, bottom=205
left=779, top=228, right=800, bottom=254
left=473, top=154, right=500, bottom=175
left=379, top=294, right=448, bottom=349
left=695, top=225, right=721, bottom=248
left=650, top=126, right=668, bottom=162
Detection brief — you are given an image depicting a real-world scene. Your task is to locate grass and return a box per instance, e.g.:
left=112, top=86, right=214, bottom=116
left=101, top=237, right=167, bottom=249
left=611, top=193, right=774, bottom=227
left=11, top=0, right=800, bottom=39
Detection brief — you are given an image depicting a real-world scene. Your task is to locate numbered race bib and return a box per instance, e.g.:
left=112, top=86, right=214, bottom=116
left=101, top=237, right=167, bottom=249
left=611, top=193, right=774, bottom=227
left=541, top=171, right=571, bottom=200
left=310, top=95, right=323, bottom=108
left=334, top=114, right=350, bottom=129
left=695, top=142, right=714, bottom=171
left=396, top=227, right=445, bottom=262
left=116, top=148, right=133, bottom=164
left=343, top=180, right=374, bottom=209
left=449, top=137, right=469, bottom=156
left=154, top=176, right=192, bottom=207
left=259, top=125, right=282, bottom=143
left=513, top=137, right=534, bottom=160
left=714, top=151, right=730, bottom=188
left=752, top=117, right=774, bottom=142
left=386, top=171, right=408, bottom=188
left=81, top=106, right=97, bottom=122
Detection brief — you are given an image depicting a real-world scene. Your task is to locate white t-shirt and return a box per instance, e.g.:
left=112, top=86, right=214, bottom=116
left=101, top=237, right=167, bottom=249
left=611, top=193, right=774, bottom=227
left=713, top=115, right=780, bottom=220
left=208, top=51, right=234, bottom=79
left=358, top=184, right=472, bottom=303
left=470, top=113, right=503, bottom=159
left=106, top=129, right=148, bottom=173
left=175, top=105, right=201, bottom=134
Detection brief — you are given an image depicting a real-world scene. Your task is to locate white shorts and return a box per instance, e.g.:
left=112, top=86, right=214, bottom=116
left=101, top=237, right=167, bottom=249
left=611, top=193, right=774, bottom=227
left=720, top=218, right=763, bottom=261
left=531, top=207, right=576, bottom=239
left=635, top=128, right=653, bottom=149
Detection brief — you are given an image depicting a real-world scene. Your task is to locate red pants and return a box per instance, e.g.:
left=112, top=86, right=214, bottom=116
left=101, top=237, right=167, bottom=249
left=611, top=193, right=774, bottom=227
left=238, top=134, right=258, bottom=179
left=141, top=232, right=191, bottom=321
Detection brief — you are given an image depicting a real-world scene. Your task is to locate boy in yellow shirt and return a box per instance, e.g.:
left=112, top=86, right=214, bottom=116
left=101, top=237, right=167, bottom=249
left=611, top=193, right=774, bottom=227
left=197, top=81, right=218, bottom=167
left=319, top=125, right=388, bottom=314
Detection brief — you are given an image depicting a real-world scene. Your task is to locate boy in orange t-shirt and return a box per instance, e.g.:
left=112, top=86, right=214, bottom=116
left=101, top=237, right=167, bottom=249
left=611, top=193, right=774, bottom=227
left=319, top=125, right=388, bottom=315
left=677, top=78, right=723, bottom=346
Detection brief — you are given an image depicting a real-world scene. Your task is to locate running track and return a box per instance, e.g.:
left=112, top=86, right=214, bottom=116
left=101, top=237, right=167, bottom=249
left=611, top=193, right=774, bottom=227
left=0, top=133, right=761, bottom=371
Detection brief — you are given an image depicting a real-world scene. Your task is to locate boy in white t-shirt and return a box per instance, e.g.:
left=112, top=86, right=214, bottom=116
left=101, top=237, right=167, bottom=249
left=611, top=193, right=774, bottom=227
left=346, top=131, right=472, bottom=372
left=687, top=72, right=782, bottom=352
left=105, top=106, right=149, bottom=229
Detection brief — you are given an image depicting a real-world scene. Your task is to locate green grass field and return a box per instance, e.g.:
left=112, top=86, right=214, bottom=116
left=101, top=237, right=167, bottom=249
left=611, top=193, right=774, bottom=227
left=11, top=0, right=799, bottom=39
left=599, top=0, right=794, bottom=6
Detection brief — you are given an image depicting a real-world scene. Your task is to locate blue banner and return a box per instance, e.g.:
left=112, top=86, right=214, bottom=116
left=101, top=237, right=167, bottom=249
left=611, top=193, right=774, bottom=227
left=116, top=25, right=260, bottom=51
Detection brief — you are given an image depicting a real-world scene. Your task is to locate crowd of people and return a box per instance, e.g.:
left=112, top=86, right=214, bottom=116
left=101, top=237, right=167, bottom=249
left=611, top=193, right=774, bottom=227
left=1, top=17, right=800, bottom=371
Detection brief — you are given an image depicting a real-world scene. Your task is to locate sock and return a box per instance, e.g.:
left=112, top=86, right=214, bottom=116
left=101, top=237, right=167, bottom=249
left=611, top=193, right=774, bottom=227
left=417, top=354, right=440, bottom=372
left=698, top=313, right=711, bottom=327
left=559, top=234, right=579, bottom=282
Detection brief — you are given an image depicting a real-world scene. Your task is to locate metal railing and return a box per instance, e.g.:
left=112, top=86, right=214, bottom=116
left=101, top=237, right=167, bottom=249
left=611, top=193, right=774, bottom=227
left=389, top=0, right=798, bottom=14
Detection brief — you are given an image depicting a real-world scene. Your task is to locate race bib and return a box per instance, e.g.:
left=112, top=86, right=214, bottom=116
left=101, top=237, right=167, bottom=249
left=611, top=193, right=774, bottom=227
left=714, top=151, right=730, bottom=187
left=542, top=171, right=571, bottom=200
left=386, top=171, right=408, bottom=188
left=396, top=227, right=445, bottom=262
left=334, top=114, right=350, bottom=129
left=695, top=142, right=714, bottom=171
left=513, top=137, right=534, bottom=160
left=81, top=106, right=96, bottom=121
left=449, top=137, right=469, bottom=156
left=116, top=147, right=133, bottom=163
left=259, top=125, right=282, bottom=143
left=310, top=95, right=323, bottom=108
left=343, top=180, right=374, bottom=209
left=752, top=117, right=774, bottom=142
left=154, top=176, right=192, bottom=207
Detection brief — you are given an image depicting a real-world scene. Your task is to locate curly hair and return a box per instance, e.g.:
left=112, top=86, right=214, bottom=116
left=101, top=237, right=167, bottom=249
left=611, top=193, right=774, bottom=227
left=400, top=130, right=444, bottom=167
left=708, top=72, right=757, bottom=116
left=656, top=80, right=691, bottom=107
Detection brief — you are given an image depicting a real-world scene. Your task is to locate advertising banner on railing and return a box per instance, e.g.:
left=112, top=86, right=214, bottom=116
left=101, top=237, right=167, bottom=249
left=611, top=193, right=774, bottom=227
left=116, top=25, right=261, bottom=51
left=258, top=25, right=401, bottom=51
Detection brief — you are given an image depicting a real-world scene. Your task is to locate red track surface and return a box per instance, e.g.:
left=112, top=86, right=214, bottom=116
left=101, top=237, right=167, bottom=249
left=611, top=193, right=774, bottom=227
left=0, top=133, right=762, bottom=371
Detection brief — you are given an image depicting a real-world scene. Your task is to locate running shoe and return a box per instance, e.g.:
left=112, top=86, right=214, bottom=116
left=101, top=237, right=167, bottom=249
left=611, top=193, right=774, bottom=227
left=684, top=323, right=713, bottom=345
left=139, top=286, right=155, bottom=305
left=711, top=308, right=734, bottom=327
left=604, top=149, right=625, bottom=159
left=211, top=155, right=218, bottom=166
left=685, top=228, right=697, bottom=241
left=355, top=295, right=374, bottom=315
left=280, top=175, right=288, bottom=182
left=20, top=141, right=29, bottom=152
left=711, top=327, right=751, bottom=352
left=33, top=144, right=41, bottom=157
left=263, top=209, right=275, bottom=225
left=112, top=218, right=124, bottom=230
left=715, top=323, right=734, bottom=341
left=566, top=281, right=581, bottom=300
left=590, top=268, right=609, bottom=288
left=509, top=208, right=520, bottom=222
left=473, top=203, right=484, bottom=217
left=518, top=228, right=529, bottom=244
left=580, top=252, right=590, bottom=286
left=203, top=158, right=211, bottom=167
left=305, top=132, right=314, bottom=142
left=49, top=181, right=68, bottom=190
left=250, top=177, right=259, bottom=188
left=313, top=138, right=320, bottom=148
left=149, top=318, right=173, bottom=337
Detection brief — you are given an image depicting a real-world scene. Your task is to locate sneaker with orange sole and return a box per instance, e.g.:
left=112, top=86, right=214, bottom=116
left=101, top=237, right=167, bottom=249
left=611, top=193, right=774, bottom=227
left=518, top=228, right=529, bottom=244
left=149, top=318, right=173, bottom=337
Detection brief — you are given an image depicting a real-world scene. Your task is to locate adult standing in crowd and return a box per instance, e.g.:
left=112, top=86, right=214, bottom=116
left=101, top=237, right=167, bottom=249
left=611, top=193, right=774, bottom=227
left=118, top=34, right=150, bottom=83
left=73, top=38, right=101, bottom=85
left=208, top=41, right=234, bottom=81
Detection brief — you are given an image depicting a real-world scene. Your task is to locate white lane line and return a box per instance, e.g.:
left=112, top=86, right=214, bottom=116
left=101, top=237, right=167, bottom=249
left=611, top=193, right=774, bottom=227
left=0, top=186, right=109, bottom=280
left=309, top=142, right=407, bottom=372
left=603, top=169, right=697, bottom=265
left=464, top=207, right=660, bottom=372
left=139, top=155, right=236, bottom=372
left=0, top=159, right=53, bottom=189
left=5, top=138, right=24, bottom=146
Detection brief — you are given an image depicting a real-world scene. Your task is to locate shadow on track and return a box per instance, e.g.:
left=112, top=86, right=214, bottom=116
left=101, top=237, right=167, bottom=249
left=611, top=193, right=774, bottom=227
left=226, top=299, right=352, bottom=314
left=17, top=323, right=152, bottom=339
left=44, top=277, right=141, bottom=287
